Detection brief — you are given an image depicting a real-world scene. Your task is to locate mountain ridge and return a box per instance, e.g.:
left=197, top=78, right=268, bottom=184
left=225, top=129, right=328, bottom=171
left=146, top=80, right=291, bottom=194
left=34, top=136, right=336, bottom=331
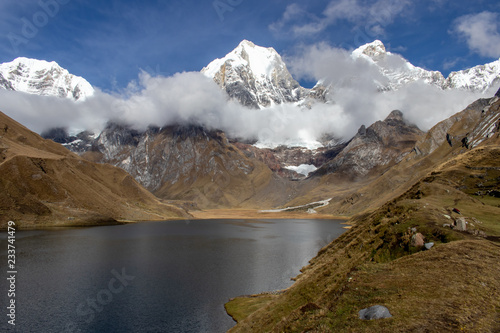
left=201, top=40, right=310, bottom=109
left=0, top=110, right=190, bottom=229
left=0, top=57, right=94, bottom=101
left=352, top=40, right=500, bottom=93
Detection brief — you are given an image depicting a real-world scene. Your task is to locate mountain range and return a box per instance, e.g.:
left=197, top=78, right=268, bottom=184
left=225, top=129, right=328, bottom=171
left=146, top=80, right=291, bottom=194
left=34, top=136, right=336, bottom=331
left=201, top=40, right=500, bottom=109
left=1, top=40, right=499, bottom=330
left=1, top=39, right=499, bottom=212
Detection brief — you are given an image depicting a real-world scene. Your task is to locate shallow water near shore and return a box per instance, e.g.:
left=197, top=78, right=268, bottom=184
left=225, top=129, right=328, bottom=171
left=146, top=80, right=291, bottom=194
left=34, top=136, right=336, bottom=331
left=0, top=219, right=345, bottom=332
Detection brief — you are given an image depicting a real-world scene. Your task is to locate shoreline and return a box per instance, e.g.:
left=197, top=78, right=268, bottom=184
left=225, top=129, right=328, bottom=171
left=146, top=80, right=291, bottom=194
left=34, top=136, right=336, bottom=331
left=0, top=209, right=352, bottom=231
left=190, top=209, right=350, bottom=222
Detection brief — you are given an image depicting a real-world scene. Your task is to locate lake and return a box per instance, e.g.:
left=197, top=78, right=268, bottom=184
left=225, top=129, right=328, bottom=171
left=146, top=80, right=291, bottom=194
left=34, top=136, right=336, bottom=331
left=0, top=219, right=346, bottom=332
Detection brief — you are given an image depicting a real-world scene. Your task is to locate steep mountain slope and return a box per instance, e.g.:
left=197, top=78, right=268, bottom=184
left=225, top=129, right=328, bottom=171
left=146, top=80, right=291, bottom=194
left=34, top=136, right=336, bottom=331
left=352, top=40, right=445, bottom=90
left=226, top=93, right=500, bottom=333
left=80, top=123, right=288, bottom=209
left=202, top=39, right=499, bottom=112
left=352, top=40, right=500, bottom=93
left=313, top=110, right=424, bottom=179
left=303, top=90, right=500, bottom=218
left=0, top=111, right=189, bottom=229
left=201, top=40, right=310, bottom=108
left=0, top=57, right=94, bottom=100
left=444, top=59, right=500, bottom=92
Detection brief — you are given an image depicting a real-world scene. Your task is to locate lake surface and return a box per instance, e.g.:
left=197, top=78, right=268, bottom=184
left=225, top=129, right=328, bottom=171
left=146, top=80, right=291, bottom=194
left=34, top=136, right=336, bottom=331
left=0, top=219, right=346, bottom=332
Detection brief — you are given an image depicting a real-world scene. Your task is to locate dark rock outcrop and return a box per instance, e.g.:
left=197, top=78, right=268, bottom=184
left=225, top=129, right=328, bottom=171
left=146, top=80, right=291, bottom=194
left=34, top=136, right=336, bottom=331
left=358, top=305, right=392, bottom=320
left=313, top=110, right=424, bottom=178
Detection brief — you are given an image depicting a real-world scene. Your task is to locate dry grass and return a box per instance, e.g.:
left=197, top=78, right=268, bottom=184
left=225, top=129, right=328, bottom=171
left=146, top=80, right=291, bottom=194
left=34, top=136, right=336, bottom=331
left=227, top=146, right=500, bottom=332
left=190, top=209, right=347, bottom=221
left=290, top=240, right=500, bottom=332
left=0, top=111, right=191, bottom=229
left=225, top=295, right=277, bottom=323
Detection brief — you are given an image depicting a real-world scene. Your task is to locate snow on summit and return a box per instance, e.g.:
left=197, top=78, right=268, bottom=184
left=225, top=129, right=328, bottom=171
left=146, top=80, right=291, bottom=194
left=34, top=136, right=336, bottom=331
left=351, top=40, right=500, bottom=93
left=0, top=57, right=94, bottom=101
left=202, top=40, right=307, bottom=109
left=202, top=40, right=285, bottom=80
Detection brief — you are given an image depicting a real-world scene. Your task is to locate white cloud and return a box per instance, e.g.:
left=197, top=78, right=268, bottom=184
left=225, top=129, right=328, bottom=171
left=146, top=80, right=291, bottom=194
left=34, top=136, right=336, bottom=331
left=0, top=45, right=495, bottom=150
left=453, top=11, right=500, bottom=58
left=0, top=70, right=364, bottom=145
left=271, top=0, right=412, bottom=38
left=286, top=42, right=494, bottom=133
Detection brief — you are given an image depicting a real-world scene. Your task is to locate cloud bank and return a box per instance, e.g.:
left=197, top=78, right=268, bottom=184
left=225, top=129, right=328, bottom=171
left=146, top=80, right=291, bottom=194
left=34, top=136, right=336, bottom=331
left=287, top=43, right=496, bottom=132
left=0, top=45, right=496, bottom=149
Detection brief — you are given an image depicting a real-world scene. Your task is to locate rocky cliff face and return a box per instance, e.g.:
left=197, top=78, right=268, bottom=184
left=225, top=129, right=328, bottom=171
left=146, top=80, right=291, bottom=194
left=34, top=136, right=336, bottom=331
left=0, top=111, right=189, bottom=228
left=0, top=57, right=94, bottom=101
left=314, top=110, right=424, bottom=178
left=234, top=141, right=347, bottom=179
left=413, top=98, right=492, bottom=156
left=202, top=40, right=310, bottom=109
left=463, top=95, right=500, bottom=148
left=80, top=123, right=275, bottom=208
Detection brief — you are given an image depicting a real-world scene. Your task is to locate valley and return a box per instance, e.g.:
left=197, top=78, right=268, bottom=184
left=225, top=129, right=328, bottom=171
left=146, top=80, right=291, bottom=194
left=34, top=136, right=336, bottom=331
left=0, top=38, right=499, bottom=332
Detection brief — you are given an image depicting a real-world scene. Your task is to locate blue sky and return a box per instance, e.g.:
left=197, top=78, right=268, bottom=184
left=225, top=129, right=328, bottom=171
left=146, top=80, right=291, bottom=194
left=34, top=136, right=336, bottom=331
left=1, top=0, right=500, bottom=91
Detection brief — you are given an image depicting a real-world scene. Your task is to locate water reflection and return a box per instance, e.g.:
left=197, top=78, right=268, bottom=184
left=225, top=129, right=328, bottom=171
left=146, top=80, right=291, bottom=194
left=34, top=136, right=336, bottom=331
left=0, top=219, right=345, bottom=332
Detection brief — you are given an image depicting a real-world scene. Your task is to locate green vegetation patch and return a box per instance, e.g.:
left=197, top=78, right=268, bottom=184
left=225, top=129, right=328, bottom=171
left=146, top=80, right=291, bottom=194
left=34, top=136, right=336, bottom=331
left=225, top=295, right=276, bottom=323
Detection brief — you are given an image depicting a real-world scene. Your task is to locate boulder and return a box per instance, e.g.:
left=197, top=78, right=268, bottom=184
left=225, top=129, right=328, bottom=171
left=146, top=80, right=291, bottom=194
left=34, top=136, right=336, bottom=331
left=411, top=233, right=425, bottom=247
left=455, top=217, right=467, bottom=231
left=424, top=242, right=434, bottom=250
left=359, top=305, right=392, bottom=320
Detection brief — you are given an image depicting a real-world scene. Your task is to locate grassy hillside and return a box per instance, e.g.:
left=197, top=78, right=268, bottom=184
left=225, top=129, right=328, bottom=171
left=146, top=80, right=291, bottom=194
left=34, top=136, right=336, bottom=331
left=226, top=101, right=500, bottom=332
left=0, top=111, right=191, bottom=229
left=227, top=146, right=500, bottom=331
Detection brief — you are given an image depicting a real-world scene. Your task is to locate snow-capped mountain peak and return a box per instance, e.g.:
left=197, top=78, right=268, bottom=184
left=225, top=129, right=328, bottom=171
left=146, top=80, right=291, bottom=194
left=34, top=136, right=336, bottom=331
left=351, top=40, right=445, bottom=90
left=203, top=40, right=284, bottom=80
left=202, top=40, right=307, bottom=109
left=0, top=57, right=94, bottom=101
left=444, top=59, right=500, bottom=93
left=351, top=40, right=388, bottom=62
left=350, top=40, right=500, bottom=93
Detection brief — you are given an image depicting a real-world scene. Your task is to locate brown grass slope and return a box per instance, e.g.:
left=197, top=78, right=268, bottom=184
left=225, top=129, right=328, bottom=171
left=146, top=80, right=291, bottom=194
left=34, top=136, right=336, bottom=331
left=227, top=145, right=500, bottom=332
left=296, top=96, right=497, bottom=218
left=226, top=97, right=500, bottom=332
left=0, top=111, right=190, bottom=229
